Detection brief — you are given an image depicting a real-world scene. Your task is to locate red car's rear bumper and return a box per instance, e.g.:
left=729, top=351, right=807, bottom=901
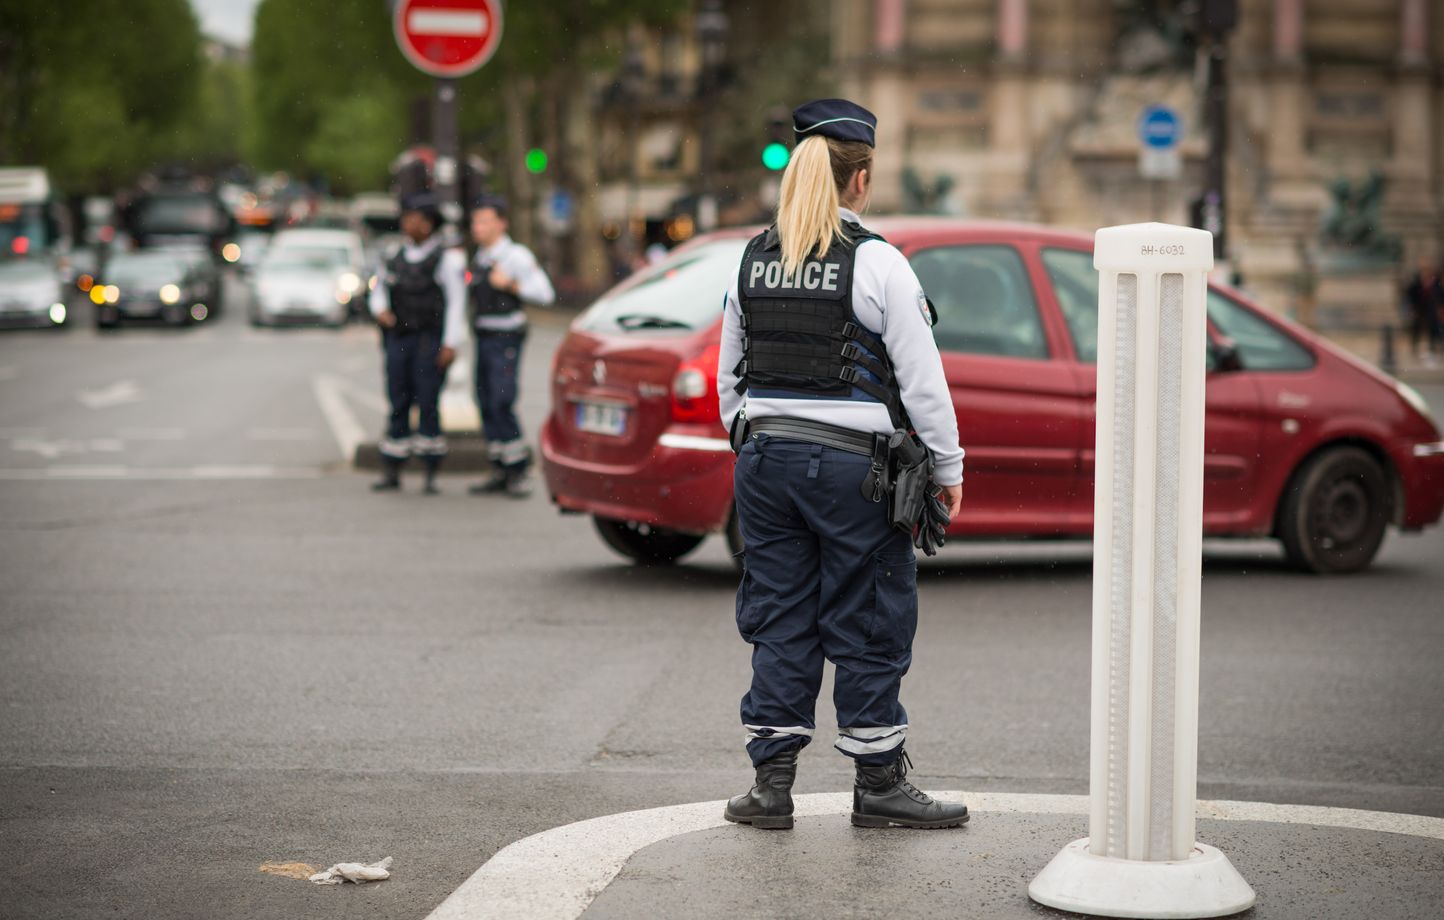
left=540, top=417, right=737, bottom=535
left=1397, top=439, right=1444, bottom=530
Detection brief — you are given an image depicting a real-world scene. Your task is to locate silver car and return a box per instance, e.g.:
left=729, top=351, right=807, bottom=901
left=250, top=229, right=365, bottom=327
left=0, top=257, right=67, bottom=329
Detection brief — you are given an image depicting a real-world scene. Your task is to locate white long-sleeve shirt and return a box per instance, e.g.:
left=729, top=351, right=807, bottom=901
left=473, top=234, right=555, bottom=332
left=717, top=208, right=965, bottom=486
left=369, top=235, right=469, bottom=350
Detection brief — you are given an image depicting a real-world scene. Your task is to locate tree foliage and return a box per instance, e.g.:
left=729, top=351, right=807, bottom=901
left=248, top=0, right=685, bottom=193
left=0, top=0, right=228, bottom=192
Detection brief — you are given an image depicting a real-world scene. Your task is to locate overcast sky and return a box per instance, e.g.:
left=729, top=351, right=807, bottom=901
left=189, top=0, right=262, bottom=45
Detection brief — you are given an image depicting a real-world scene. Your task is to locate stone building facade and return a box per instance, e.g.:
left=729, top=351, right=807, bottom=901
left=832, top=0, right=1444, bottom=337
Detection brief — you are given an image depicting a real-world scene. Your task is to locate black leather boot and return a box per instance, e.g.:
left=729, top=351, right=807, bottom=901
left=724, top=749, right=798, bottom=829
left=421, top=456, right=442, bottom=495
left=468, top=462, right=508, bottom=495
left=852, top=749, right=968, bottom=829
left=502, top=459, right=533, bottom=498
left=371, top=458, right=403, bottom=491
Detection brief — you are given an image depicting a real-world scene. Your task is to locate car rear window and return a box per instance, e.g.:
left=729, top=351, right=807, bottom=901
left=1041, top=247, right=1314, bottom=371
left=579, top=239, right=748, bottom=333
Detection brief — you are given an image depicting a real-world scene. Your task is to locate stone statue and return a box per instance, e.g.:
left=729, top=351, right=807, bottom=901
left=1112, top=0, right=1193, bottom=73
left=1320, top=171, right=1401, bottom=263
left=902, top=167, right=955, bottom=215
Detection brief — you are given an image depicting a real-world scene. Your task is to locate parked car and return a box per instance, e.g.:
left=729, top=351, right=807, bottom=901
left=92, top=250, right=206, bottom=328
left=540, top=220, right=1444, bottom=574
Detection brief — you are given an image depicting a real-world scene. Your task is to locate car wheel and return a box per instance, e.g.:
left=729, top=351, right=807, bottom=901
left=96, top=307, right=119, bottom=329
left=592, top=516, right=705, bottom=565
left=1277, top=446, right=1391, bottom=574
left=162, top=304, right=188, bottom=326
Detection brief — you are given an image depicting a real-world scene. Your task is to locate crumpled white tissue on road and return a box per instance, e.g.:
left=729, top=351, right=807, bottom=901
left=309, top=856, right=393, bottom=885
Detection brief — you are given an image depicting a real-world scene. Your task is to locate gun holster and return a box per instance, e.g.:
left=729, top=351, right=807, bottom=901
left=887, top=430, right=932, bottom=534
left=729, top=412, right=749, bottom=454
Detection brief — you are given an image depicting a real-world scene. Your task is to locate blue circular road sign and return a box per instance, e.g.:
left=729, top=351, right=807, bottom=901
left=1139, top=106, right=1182, bottom=150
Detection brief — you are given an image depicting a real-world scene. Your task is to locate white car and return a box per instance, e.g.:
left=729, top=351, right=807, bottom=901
left=250, top=229, right=366, bottom=327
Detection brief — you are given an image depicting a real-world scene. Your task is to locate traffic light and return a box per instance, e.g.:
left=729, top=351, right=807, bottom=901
left=525, top=148, right=548, bottom=174
left=762, top=109, right=790, bottom=171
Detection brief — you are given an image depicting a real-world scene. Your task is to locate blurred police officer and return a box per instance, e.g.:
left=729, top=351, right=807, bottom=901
left=369, top=190, right=467, bottom=494
left=466, top=194, right=555, bottom=497
left=718, top=100, right=968, bottom=831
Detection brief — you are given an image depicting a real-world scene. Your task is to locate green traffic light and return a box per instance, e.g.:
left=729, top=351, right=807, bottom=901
left=761, top=142, right=790, bottom=171
left=525, top=148, right=548, bottom=174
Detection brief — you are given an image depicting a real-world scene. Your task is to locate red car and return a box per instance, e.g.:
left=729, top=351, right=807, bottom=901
left=541, top=220, right=1444, bottom=574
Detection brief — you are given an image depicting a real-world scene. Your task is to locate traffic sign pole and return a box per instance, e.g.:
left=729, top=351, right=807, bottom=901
left=393, top=0, right=504, bottom=224
left=433, top=79, right=459, bottom=225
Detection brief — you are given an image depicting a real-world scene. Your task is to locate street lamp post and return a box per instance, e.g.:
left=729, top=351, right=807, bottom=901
left=694, top=0, right=728, bottom=231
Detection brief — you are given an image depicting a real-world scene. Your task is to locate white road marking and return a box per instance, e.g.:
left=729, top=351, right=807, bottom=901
left=116, top=427, right=186, bottom=440
left=11, top=437, right=81, bottom=460
left=0, top=465, right=321, bottom=480
left=312, top=374, right=367, bottom=462
left=77, top=380, right=142, bottom=409
left=424, top=791, right=1444, bottom=920
left=246, top=427, right=317, bottom=441
left=441, top=356, right=479, bottom=432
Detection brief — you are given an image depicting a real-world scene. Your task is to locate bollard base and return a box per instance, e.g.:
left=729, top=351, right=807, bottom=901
left=1028, top=837, right=1255, bottom=919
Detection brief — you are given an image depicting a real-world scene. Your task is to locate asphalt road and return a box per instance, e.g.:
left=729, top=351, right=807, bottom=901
left=1, top=274, right=1441, bottom=919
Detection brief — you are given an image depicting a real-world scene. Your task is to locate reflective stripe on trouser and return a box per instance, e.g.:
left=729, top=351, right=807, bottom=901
left=379, top=437, right=412, bottom=460
left=475, top=330, right=526, bottom=444
left=835, top=724, right=908, bottom=758
left=410, top=434, right=448, bottom=458
left=490, top=437, right=529, bottom=466
left=383, top=328, right=446, bottom=457
left=733, top=434, right=919, bottom=767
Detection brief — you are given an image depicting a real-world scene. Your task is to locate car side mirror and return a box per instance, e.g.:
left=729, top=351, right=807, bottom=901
left=1209, top=338, right=1244, bottom=374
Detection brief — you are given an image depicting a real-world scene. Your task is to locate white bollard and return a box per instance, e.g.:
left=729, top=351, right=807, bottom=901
left=1028, top=223, right=1255, bottom=918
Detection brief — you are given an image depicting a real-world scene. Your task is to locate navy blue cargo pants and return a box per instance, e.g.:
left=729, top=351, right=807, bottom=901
left=474, top=329, right=527, bottom=464
left=381, top=328, right=447, bottom=461
left=734, top=433, right=918, bottom=768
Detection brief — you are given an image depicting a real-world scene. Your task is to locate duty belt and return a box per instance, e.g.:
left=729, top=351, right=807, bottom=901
left=745, top=416, right=875, bottom=455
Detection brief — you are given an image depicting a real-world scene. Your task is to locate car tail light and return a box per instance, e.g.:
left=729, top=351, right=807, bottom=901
left=671, top=343, right=721, bottom=425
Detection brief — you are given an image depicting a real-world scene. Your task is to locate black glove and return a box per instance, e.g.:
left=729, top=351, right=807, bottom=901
left=914, top=483, right=950, bottom=557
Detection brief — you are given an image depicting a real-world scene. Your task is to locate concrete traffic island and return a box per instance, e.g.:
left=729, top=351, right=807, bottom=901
left=424, top=792, right=1444, bottom=920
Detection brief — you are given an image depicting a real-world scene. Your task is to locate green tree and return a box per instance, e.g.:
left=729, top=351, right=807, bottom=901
left=0, top=0, right=213, bottom=191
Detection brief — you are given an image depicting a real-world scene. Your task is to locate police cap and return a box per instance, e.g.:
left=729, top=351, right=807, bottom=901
left=399, top=190, right=442, bottom=222
left=792, top=98, right=877, bottom=147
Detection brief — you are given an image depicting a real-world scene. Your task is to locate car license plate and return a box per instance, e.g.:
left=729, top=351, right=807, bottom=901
left=575, top=401, right=627, bottom=437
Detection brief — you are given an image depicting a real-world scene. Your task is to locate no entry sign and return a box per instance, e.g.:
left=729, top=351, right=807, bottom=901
left=393, top=0, right=503, bottom=78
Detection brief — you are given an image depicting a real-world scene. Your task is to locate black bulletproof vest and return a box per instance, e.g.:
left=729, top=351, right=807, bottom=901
left=468, top=257, right=522, bottom=319
left=387, top=246, right=445, bottom=334
left=734, top=221, right=905, bottom=426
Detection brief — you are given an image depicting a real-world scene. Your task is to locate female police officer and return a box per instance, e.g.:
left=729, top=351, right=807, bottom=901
left=718, top=99, right=967, bottom=830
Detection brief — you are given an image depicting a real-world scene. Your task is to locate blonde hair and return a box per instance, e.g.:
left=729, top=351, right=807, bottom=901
left=776, top=135, right=873, bottom=274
